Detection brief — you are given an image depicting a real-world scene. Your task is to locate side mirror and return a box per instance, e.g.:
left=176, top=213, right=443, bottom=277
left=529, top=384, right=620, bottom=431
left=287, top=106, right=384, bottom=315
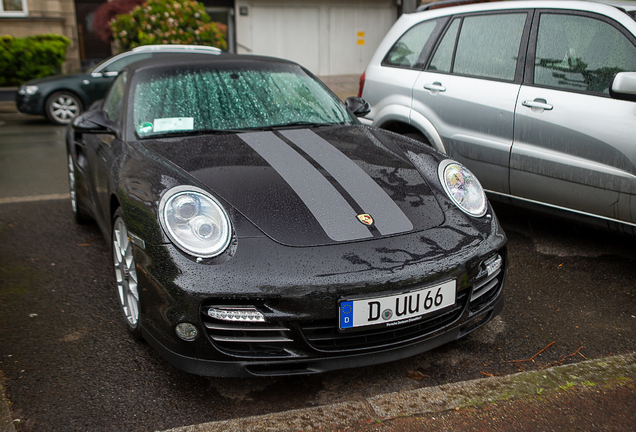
left=72, top=110, right=117, bottom=134
left=345, top=96, right=371, bottom=117
left=610, top=72, right=636, bottom=102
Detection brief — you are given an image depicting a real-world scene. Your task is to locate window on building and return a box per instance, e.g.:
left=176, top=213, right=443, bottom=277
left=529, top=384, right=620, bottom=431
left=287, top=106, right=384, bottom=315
left=1, top=0, right=28, bottom=16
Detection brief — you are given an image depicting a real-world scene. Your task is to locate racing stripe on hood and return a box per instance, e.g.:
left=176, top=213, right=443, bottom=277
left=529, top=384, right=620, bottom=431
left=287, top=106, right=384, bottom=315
left=239, top=132, right=373, bottom=242
left=281, top=129, right=414, bottom=236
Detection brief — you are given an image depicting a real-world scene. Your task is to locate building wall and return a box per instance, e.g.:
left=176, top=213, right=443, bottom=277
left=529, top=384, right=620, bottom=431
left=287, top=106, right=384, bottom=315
left=235, top=0, right=397, bottom=76
left=0, top=0, right=81, bottom=74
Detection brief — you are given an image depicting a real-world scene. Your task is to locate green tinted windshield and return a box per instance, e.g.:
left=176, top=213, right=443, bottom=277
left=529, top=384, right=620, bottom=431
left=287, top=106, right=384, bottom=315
left=132, top=64, right=351, bottom=137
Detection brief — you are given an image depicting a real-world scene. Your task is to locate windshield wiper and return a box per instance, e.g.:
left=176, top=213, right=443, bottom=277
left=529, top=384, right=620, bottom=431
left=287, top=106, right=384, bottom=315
left=253, top=122, right=343, bottom=131
left=138, top=122, right=345, bottom=139
left=139, top=128, right=247, bottom=139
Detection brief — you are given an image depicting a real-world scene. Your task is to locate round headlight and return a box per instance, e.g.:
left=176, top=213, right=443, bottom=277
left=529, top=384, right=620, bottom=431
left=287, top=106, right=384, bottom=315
left=438, top=160, right=487, bottom=217
left=159, top=186, right=232, bottom=258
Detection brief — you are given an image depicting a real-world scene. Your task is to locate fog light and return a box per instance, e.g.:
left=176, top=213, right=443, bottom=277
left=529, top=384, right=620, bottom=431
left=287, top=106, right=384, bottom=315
left=484, top=254, right=502, bottom=277
left=208, top=307, right=266, bottom=322
left=175, top=323, right=199, bottom=341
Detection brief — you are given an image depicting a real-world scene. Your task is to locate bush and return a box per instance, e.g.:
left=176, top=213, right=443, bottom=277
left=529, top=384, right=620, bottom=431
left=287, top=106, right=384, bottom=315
left=0, top=34, right=71, bottom=86
left=110, top=0, right=227, bottom=51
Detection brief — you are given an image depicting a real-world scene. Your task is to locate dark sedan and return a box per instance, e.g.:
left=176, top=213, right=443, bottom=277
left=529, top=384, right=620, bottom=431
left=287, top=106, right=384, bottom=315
left=67, top=53, right=507, bottom=377
left=16, top=44, right=221, bottom=125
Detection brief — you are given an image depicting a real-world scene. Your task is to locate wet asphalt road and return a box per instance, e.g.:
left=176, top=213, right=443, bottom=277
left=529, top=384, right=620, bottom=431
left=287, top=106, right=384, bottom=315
left=0, top=112, right=635, bottom=432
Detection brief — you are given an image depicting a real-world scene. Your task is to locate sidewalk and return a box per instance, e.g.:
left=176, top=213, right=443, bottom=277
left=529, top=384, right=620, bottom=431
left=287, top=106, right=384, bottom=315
left=0, top=101, right=17, bottom=115
left=319, top=75, right=360, bottom=100
left=157, top=354, right=636, bottom=432
left=2, top=354, right=634, bottom=432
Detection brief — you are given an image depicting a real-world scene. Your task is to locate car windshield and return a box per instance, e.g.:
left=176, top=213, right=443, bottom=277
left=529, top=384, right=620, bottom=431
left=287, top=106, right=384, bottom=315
left=131, top=63, right=352, bottom=137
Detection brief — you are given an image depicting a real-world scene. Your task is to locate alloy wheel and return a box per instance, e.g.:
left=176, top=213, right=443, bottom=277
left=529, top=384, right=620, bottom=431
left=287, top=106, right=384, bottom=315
left=112, top=216, right=140, bottom=327
left=48, top=94, right=80, bottom=124
left=68, top=154, right=77, bottom=214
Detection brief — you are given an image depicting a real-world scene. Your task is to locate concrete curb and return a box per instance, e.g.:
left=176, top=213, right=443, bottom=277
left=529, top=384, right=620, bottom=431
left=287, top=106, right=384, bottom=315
left=0, top=379, right=16, bottom=432
left=157, top=353, right=636, bottom=432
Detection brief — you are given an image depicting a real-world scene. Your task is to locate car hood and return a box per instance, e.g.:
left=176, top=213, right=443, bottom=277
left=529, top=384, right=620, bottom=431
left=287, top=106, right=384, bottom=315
left=142, top=125, right=446, bottom=247
left=23, top=72, right=90, bottom=86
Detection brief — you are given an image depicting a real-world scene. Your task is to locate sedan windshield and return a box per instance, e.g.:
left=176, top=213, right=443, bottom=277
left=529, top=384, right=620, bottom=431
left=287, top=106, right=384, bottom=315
left=132, top=63, right=352, bottom=137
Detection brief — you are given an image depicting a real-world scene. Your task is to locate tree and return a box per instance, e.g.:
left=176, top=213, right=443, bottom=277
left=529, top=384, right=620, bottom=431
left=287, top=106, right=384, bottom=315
left=110, top=0, right=227, bottom=51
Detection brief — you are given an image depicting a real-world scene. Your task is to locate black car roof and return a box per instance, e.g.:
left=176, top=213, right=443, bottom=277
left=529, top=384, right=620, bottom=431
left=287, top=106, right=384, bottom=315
left=122, top=52, right=301, bottom=74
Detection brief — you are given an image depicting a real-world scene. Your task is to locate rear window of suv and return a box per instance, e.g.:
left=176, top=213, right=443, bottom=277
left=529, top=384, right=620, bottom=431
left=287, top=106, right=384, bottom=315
left=382, top=18, right=448, bottom=69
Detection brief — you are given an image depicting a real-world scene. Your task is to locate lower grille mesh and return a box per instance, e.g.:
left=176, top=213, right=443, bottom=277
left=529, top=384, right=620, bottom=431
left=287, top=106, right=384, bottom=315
left=201, top=314, right=295, bottom=358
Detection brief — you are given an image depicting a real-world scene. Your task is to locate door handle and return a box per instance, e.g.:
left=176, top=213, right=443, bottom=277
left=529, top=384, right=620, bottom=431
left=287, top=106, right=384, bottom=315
left=423, top=82, right=446, bottom=92
left=522, top=98, right=553, bottom=111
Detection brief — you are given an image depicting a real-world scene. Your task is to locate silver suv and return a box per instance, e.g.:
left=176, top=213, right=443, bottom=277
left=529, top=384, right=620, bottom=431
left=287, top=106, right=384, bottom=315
left=360, top=0, right=636, bottom=234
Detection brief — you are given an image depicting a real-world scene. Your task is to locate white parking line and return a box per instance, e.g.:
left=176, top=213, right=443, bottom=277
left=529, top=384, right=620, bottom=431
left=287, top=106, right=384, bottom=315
left=0, top=193, right=70, bottom=205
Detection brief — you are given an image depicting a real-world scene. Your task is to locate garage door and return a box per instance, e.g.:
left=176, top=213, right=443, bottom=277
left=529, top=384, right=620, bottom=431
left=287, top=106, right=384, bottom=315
left=249, top=6, right=321, bottom=73
left=236, top=1, right=396, bottom=76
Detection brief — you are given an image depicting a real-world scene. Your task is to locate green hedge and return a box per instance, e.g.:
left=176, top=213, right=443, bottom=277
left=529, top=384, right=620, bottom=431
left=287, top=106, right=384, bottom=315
left=0, top=34, right=71, bottom=87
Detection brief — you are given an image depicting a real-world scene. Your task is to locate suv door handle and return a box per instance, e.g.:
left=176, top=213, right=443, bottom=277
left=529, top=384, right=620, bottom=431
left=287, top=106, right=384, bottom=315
left=522, top=98, right=553, bottom=111
left=423, top=82, right=446, bottom=92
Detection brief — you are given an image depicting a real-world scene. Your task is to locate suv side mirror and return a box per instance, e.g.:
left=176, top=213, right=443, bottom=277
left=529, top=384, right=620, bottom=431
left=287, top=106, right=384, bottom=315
left=345, top=96, right=371, bottom=117
left=72, top=110, right=118, bottom=134
left=610, top=72, right=636, bottom=102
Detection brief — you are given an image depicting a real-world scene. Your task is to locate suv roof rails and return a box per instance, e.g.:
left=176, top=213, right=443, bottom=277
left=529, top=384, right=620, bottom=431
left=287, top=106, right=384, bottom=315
left=131, top=45, right=222, bottom=54
left=416, top=0, right=498, bottom=12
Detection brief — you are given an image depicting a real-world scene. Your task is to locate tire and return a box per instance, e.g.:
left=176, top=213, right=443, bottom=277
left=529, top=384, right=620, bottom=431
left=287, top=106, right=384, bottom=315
left=45, top=91, right=83, bottom=125
left=67, top=153, right=91, bottom=224
left=112, top=208, right=143, bottom=339
left=404, top=132, right=432, bottom=146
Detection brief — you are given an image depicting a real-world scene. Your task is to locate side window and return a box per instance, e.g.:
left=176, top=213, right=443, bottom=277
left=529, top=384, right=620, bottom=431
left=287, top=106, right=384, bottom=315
left=534, top=13, right=636, bottom=94
left=428, top=18, right=461, bottom=72
left=101, top=53, right=152, bottom=73
left=383, top=18, right=445, bottom=69
left=103, top=72, right=127, bottom=122
left=453, top=13, right=527, bottom=80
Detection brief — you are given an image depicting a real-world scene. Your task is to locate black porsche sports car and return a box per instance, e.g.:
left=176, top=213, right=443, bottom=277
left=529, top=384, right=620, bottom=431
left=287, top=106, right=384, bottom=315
left=67, top=53, right=507, bottom=377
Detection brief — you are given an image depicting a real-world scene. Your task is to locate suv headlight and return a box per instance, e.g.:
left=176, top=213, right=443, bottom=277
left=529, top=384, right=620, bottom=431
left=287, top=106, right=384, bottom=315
left=438, top=160, right=487, bottom=217
left=159, top=186, right=232, bottom=258
left=18, top=85, right=39, bottom=96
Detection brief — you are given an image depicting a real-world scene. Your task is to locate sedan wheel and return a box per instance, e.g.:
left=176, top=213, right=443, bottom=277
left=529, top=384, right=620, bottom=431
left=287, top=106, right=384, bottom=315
left=112, top=209, right=142, bottom=338
left=45, top=92, right=82, bottom=125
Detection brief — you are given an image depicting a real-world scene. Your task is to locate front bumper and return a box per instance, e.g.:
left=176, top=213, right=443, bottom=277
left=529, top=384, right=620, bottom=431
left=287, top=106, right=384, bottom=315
left=15, top=92, right=44, bottom=116
left=145, top=294, right=504, bottom=377
left=131, top=210, right=507, bottom=377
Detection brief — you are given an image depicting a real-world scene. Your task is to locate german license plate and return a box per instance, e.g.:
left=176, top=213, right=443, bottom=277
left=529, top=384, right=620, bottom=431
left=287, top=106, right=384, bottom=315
left=339, top=280, right=456, bottom=330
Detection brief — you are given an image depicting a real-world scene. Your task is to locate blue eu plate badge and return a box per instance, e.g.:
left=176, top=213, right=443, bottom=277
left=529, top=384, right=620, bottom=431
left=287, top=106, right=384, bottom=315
left=340, top=301, right=353, bottom=329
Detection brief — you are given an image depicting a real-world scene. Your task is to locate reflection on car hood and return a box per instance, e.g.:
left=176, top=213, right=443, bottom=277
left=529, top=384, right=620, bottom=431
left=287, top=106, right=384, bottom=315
left=142, top=125, right=445, bottom=247
left=22, top=72, right=91, bottom=87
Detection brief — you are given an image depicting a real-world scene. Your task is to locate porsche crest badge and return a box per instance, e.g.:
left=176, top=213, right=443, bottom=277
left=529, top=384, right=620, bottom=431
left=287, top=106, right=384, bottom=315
left=357, top=213, right=374, bottom=226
